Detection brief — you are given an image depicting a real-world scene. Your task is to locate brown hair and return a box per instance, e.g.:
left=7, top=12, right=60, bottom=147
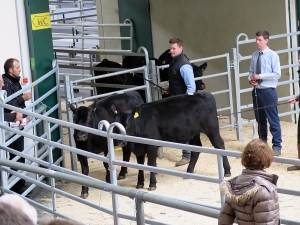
left=169, top=37, right=183, bottom=47
left=241, top=138, right=273, bottom=170
left=256, top=30, right=269, bottom=40
left=4, top=58, right=19, bottom=74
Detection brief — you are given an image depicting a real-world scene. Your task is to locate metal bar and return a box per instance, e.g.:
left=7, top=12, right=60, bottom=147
left=51, top=23, right=132, bottom=27
left=0, top=159, right=221, bottom=219
left=50, top=6, right=96, bottom=15
left=53, top=48, right=141, bottom=55
left=106, top=122, right=122, bottom=225
left=135, top=199, right=145, bottom=225
left=52, top=35, right=131, bottom=40
left=51, top=14, right=97, bottom=22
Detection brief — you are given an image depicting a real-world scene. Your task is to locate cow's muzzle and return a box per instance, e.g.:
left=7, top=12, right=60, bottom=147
left=75, top=132, right=88, bottom=142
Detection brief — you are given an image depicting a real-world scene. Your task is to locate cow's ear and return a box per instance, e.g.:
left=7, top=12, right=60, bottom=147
left=69, top=103, right=76, bottom=114
left=110, top=104, right=118, bottom=116
left=200, top=62, right=208, bottom=71
left=92, top=99, right=97, bottom=112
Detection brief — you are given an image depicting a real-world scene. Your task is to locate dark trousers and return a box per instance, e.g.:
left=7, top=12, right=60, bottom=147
left=9, top=135, right=25, bottom=185
left=252, top=88, right=282, bottom=150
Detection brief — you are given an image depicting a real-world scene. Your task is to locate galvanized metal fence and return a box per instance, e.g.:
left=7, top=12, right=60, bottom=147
left=232, top=31, right=300, bottom=141
left=1, top=101, right=300, bottom=224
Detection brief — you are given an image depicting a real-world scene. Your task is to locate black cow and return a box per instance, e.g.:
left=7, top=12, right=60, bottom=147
left=158, top=49, right=207, bottom=93
left=94, top=59, right=134, bottom=95
left=70, top=91, right=144, bottom=198
left=113, top=92, right=231, bottom=191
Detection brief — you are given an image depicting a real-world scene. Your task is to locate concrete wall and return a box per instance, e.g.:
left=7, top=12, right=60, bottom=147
left=96, top=0, right=122, bottom=63
left=150, top=0, right=296, bottom=121
left=96, top=0, right=298, bottom=121
left=0, top=0, right=31, bottom=78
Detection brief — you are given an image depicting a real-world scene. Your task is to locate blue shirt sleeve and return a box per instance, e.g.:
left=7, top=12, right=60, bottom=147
left=180, top=64, right=196, bottom=93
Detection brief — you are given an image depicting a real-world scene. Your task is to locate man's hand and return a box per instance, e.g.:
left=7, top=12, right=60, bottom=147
left=249, top=74, right=260, bottom=86
left=22, top=92, right=32, bottom=101
left=14, top=112, right=23, bottom=123
left=164, top=87, right=169, bottom=95
left=288, top=96, right=299, bottom=104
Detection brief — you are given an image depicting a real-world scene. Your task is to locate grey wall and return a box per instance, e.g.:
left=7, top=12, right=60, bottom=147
left=96, top=0, right=122, bottom=63
left=150, top=0, right=294, bottom=121
left=97, top=0, right=297, bottom=121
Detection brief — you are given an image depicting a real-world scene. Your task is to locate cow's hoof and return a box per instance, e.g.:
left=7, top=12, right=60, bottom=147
left=136, top=184, right=144, bottom=189
left=224, top=173, right=231, bottom=177
left=80, top=193, right=89, bottom=199
left=148, top=186, right=156, bottom=191
left=117, top=175, right=126, bottom=180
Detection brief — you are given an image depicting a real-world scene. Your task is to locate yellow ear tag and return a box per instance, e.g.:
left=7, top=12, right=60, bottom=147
left=162, top=60, right=166, bottom=65
left=134, top=112, right=139, bottom=118
left=94, top=108, right=96, bottom=112
left=115, top=110, right=118, bottom=114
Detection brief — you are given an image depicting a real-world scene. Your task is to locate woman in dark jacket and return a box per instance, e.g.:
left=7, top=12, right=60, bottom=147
left=218, top=138, right=280, bottom=225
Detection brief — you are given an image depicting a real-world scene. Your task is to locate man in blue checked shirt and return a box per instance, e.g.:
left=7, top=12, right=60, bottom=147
left=164, top=37, right=196, bottom=166
left=248, top=30, right=282, bottom=156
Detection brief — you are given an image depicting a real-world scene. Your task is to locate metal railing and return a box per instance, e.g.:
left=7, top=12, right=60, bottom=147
left=233, top=31, right=300, bottom=141
left=1, top=102, right=300, bottom=224
left=154, top=53, right=235, bottom=129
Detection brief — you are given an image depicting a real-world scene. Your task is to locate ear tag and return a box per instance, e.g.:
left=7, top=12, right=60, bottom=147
left=94, top=108, right=96, bottom=112
left=162, top=60, right=166, bottom=65
left=115, top=110, right=118, bottom=114
left=134, top=112, right=139, bottom=118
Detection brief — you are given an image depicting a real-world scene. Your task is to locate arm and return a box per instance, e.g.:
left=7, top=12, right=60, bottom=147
left=249, top=53, right=255, bottom=80
left=180, top=64, right=196, bottom=93
left=248, top=53, right=258, bottom=86
left=2, top=82, right=25, bottom=109
left=288, top=95, right=300, bottom=104
left=218, top=202, right=235, bottom=225
left=4, top=112, right=16, bottom=122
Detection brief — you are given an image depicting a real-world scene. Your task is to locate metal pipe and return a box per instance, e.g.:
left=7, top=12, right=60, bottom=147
left=0, top=159, right=221, bottom=219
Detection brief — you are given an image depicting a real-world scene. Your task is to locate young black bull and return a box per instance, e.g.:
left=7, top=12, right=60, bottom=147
left=70, top=91, right=144, bottom=198
left=113, top=92, right=231, bottom=191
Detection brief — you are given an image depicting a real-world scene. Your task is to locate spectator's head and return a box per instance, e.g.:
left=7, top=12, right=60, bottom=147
left=0, top=202, right=34, bottom=225
left=241, top=138, right=274, bottom=170
left=0, top=194, right=37, bottom=225
left=169, top=37, right=184, bottom=58
left=3, top=58, right=21, bottom=78
left=255, top=30, right=269, bottom=51
left=40, top=218, right=83, bottom=225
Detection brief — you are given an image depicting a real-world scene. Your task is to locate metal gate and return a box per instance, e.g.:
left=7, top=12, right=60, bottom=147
left=232, top=31, right=300, bottom=141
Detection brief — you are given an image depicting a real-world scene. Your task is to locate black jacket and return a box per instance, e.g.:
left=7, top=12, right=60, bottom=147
left=168, top=52, right=191, bottom=96
left=2, top=73, right=26, bottom=113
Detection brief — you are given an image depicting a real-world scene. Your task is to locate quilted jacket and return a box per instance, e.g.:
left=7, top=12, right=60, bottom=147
left=218, top=169, right=280, bottom=225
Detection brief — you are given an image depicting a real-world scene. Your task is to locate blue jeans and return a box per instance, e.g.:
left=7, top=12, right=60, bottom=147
left=252, top=88, right=282, bottom=150
left=182, top=142, right=191, bottom=159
